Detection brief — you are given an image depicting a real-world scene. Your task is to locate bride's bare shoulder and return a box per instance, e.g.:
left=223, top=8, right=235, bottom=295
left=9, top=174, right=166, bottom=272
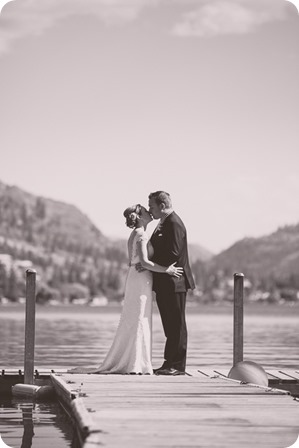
left=136, top=228, right=148, bottom=242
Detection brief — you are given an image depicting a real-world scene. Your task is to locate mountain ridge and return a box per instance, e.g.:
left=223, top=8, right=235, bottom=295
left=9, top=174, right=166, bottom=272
left=0, top=179, right=298, bottom=304
left=203, top=223, right=299, bottom=296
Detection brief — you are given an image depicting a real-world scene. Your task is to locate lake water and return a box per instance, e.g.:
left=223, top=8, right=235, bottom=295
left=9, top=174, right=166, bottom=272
left=0, top=398, right=78, bottom=448
left=0, top=303, right=298, bottom=371
left=0, top=304, right=298, bottom=448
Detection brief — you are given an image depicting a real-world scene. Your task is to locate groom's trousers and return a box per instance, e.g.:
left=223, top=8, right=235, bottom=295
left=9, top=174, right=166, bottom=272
left=155, top=291, right=187, bottom=372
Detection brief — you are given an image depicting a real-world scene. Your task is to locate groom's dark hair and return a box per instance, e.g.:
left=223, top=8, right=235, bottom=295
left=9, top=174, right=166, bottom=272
left=149, top=191, right=172, bottom=208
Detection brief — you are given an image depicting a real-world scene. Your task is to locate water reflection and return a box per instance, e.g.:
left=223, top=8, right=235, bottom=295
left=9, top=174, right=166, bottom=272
left=20, top=403, right=34, bottom=448
left=0, top=398, right=78, bottom=448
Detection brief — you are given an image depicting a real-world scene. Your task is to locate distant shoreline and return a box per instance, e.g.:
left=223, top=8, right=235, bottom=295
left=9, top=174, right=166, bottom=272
left=0, top=302, right=298, bottom=316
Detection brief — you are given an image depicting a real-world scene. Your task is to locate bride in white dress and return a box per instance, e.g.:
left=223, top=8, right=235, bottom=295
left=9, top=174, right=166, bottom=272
left=69, top=204, right=183, bottom=375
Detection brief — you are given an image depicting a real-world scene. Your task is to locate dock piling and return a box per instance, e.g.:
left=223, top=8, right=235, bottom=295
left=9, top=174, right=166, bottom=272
left=24, top=269, right=37, bottom=385
left=233, top=272, right=244, bottom=366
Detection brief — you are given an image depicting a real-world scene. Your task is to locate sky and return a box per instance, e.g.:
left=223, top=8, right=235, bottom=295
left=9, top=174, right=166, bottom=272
left=0, top=0, right=298, bottom=254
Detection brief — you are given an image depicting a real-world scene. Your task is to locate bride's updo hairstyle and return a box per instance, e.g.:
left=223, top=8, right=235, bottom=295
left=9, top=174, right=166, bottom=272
left=123, top=204, right=142, bottom=229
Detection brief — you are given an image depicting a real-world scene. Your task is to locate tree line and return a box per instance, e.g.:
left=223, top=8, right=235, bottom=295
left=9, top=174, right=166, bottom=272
left=0, top=238, right=128, bottom=303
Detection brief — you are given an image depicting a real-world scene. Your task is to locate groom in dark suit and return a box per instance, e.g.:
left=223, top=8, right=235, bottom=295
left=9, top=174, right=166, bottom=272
left=148, top=191, right=195, bottom=375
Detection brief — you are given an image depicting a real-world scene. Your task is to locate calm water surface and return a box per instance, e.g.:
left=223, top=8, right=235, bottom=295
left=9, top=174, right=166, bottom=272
left=0, top=398, right=77, bottom=448
left=0, top=304, right=298, bottom=370
left=1, top=304, right=297, bottom=448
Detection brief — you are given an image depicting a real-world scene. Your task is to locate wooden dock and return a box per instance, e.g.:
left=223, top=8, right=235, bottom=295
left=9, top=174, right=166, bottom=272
left=50, top=368, right=299, bottom=448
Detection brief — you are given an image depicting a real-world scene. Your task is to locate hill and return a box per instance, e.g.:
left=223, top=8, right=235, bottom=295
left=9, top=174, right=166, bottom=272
left=209, top=224, right=299, bottom=285
left=0, top=180, right=128, bottom=303
left=190, top=224, right=299, bottom=304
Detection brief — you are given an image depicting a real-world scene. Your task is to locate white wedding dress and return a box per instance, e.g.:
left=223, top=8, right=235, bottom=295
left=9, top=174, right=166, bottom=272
left=84, top=228, right=154, bottom=375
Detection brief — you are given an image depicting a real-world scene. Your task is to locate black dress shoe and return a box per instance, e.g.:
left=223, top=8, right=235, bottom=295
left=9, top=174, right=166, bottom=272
left=155, top=368, right=185, bottom=376
left=153, top=364, right=169, bottom=374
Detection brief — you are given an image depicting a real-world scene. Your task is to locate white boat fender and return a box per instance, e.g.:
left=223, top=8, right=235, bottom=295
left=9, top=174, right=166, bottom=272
left=11, top=384, right=55, bottom=399
left=228, top=360, right=269, bottom=387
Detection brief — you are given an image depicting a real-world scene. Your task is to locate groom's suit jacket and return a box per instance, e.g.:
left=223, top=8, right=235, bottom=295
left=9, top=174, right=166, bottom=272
left=150, top=211, right=195, bottom=293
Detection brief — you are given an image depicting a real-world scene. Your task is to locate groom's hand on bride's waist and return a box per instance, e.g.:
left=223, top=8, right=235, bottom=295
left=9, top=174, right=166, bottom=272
left=135, top=262, right=147, bottom=272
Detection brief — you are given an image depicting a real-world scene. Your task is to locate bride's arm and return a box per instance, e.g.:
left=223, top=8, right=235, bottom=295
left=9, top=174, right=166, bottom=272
left=137, top=239, right=183, bottom=277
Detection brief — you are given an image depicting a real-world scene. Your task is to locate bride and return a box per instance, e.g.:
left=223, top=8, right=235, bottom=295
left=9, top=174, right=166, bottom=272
left=69, top=204, right=183, bottom=375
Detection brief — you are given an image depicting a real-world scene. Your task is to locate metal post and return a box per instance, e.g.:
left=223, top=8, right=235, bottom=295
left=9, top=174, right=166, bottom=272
left=233, top=272, right=244, bottom=366
left=24, top=269, right=36, bottom=384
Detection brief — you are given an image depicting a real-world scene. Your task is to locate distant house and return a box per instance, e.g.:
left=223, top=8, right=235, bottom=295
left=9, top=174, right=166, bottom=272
left=15, top=260, right=33, bottom=269
left=89, top=296, right=108, bottom=307
left=0, top=254, right=13, bottom=270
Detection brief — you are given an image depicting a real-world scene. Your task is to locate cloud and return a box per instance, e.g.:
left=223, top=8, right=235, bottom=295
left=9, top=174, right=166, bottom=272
left=172, top=0, right=288, bottom=37
left=0, top=0, right=293, bottom=54
left=0, top=0, right=157, bottom=54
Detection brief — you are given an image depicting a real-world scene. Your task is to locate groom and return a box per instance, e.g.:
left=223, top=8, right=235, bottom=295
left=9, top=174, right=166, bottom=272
left=148, top=191, right=195, bottom=375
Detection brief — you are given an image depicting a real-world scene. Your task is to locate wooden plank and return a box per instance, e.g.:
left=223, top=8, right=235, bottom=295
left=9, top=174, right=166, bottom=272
left=191, top=368, right=299, bottom=383
left=51, top=373, right=299, bottom=448
left=197, top=368, right=220, bottom=378
left=185, top=368, right=205, bottom=377
left=1, top=370, right=23, bottom=375
left=266, top=370, right=282, bottom=379
left=278, top=370, right=299, bottom=381
left=71, top=397, right=97, bottom=434
left=50, top=373, right=77, bottom=403
left=0, top=368, right=68, bottom=375
left=214, top=369, right=229, bottom=378
left=62, top=374, right=290, bottom=397
left=195, top=368, right=231, bottom=378
left=266, top=370, right=299, bottom=382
